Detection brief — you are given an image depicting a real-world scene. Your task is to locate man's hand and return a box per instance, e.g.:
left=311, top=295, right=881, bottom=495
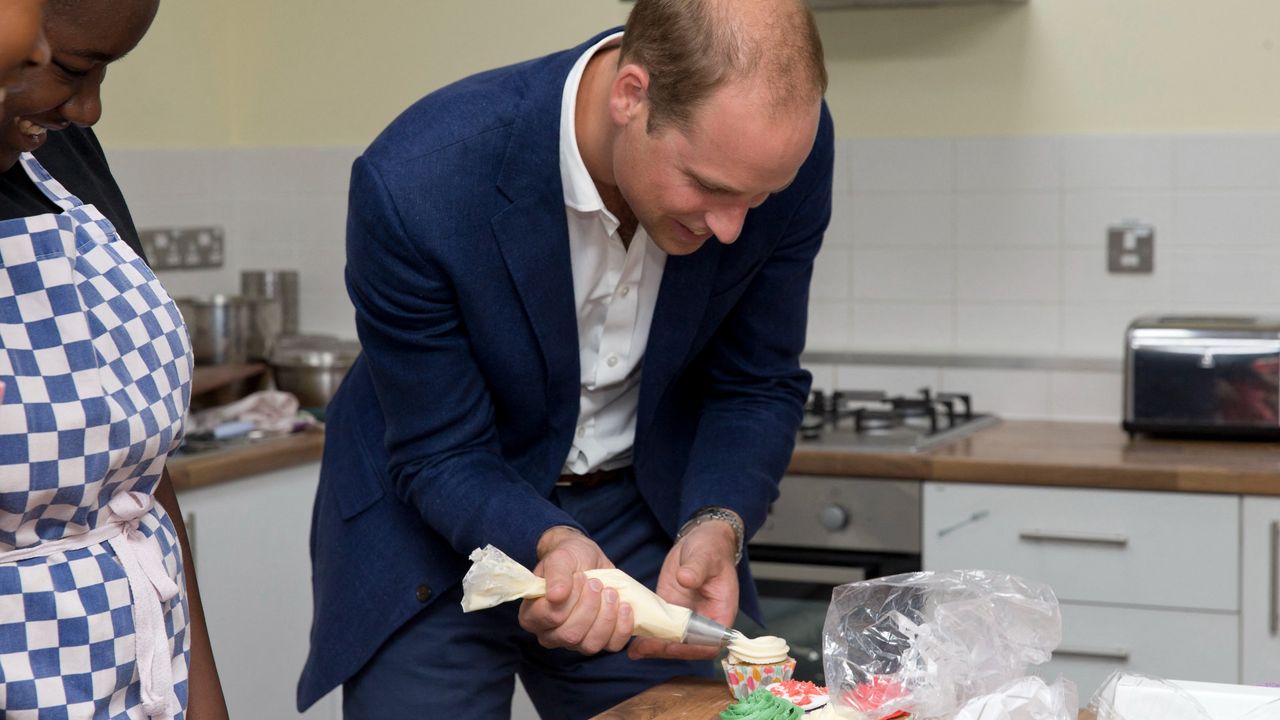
left=628, top=519, right=739, bottom=661
left=518, top=526, right=635, bottom=655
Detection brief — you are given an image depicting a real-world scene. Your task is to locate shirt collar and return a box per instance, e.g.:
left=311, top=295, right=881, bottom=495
left=559, top=31, right=624, bottom=217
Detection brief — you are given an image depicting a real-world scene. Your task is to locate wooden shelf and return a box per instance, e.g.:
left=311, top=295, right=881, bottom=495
left=191, top=362, right=268, bottom=397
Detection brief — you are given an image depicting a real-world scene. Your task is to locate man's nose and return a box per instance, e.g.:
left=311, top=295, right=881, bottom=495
left=61, top=81, right=103, bottom=127
left=705, top=204, right=750, bottom=245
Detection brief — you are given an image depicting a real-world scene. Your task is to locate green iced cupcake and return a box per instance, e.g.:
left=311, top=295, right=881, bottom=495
left=720, top=688, right=803, bottom=720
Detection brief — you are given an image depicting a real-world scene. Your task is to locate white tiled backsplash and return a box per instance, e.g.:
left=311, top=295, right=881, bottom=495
left=106, top=134, right=1280, bottom=422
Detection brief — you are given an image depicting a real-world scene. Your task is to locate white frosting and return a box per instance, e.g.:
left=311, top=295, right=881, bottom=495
left=727, top=634, right=790, bottom=664
left=460, top=545, right=692, bottom=642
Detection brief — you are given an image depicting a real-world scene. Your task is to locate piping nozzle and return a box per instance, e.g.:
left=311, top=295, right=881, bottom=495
left=682, top=613, right=741, bottom=647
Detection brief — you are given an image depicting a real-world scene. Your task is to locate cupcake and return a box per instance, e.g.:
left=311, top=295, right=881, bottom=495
left=720, top=688, right=803, bottom=720
left=722, top=635, right=797, bottom=701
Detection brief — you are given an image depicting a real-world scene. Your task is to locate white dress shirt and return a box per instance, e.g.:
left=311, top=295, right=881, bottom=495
left=559, top=32, right=668, bottom=474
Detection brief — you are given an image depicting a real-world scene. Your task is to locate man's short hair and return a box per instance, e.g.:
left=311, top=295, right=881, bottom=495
left=619, top=0, right=828, bottom=134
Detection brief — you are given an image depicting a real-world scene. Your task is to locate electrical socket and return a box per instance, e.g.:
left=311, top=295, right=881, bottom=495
left=1106, top=221, right=1154, bottom=274
left=139, top=227, right=225, bottom=270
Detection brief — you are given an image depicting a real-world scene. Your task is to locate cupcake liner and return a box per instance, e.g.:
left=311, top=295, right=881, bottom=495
left=722, top=656, right=797, bottom=701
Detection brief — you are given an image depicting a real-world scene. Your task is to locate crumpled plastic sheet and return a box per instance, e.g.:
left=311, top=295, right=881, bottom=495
left=1091, top=672, right=1280, bottom=720
left=954, top=676, right=1078, bottom=720
left=822, top=570, right=1064, bottom=720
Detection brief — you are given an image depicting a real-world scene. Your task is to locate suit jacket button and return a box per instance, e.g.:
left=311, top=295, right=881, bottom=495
left=415, top=584, right=432, bottom=603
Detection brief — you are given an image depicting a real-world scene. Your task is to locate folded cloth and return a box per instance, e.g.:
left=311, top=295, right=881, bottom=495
left=189, top=390, right=317, bottom=434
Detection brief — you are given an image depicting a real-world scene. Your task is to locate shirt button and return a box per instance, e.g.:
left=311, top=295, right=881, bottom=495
left=415, top=584, right=432, bottom=603
left=606, top=355, right=619, bottom=367
left=577, top=426, right=586, bottom=438
left=620, top=286, right=631, bottom=298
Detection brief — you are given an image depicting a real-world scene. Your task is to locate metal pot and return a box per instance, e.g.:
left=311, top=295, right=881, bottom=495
left=175, top=295, right=251, bottom=364
left=269, top=335, right=361, bottom=408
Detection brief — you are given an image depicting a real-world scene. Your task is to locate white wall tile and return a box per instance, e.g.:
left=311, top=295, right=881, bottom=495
left=852, top=247, right=954, bottom=301
left=1061, top=302, right=1162, bottom=359
left=802, top=362, right=838, bottom=391
left=956, top=248, right=1060, bottom=302
left=834, top=364, right=943, bottom=395
left=810, top=246, right=852, bottom=301
left=805, top=300, right=853, bottom=350
left=955, top=193, right=1059, bottom=247
left=850, top=193, right=952, bottom=247
left=1175, top=135, right=1280, bottom=189
left=940, top=368, right=1052, bottom=419
left=1174, top=191, right=1280, bottom=247
left=1063, top=136, right=1174, bottom=190
left=1165, top=248, right=1280, bottom=306
left=956, top=137, right=1062, bottom=191
left=1062, top=191, right=1175, bottom=248
left=1061, top=248, right=1170, bottom=304
left=1049, top=370, right=1124, bottom=422
left=850, top=302, right=954, bottom=352
left=825, top=199, right=856, bottom=247
left=108, top=148, right=236, bottom=201
left=832, top=140, right=854, bottom=197
left=850, top=139, right=953, bottom=192
left=956, top=304, right=1059, bottom=354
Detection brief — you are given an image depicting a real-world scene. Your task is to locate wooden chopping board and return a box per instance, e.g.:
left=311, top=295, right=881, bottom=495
left=593, top=677, right=731, bottom=719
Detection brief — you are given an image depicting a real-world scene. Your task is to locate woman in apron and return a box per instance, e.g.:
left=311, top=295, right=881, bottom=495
left=0, top=1, right=227, bottom=718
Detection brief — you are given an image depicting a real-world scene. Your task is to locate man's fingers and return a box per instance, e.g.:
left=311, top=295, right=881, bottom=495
left=605, top=601, right=634, bottom=653
left=542, top=553, right=579, bottom=603
left=541, top=577, right=600, bottom=648
left=575, top=584, right=621, bottom=654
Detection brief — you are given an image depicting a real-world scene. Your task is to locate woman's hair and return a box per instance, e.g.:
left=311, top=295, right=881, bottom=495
left=618, top=0, right=827, bottom=134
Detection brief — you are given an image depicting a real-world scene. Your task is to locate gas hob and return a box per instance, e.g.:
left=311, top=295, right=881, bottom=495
left=797, top=387, right=1000, bottom=453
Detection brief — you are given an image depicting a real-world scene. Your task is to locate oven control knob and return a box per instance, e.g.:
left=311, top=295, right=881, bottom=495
left=819, top=504, right=849, bottom=531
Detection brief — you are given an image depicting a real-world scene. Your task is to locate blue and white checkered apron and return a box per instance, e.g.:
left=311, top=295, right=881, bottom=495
left=0, top=153, right=193, bottom=719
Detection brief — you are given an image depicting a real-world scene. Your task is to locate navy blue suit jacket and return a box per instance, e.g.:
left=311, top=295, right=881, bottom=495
left=298, top=29, right=833, bottom=710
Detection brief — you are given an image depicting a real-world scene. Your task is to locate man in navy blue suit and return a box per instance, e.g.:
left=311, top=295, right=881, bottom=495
left=298, top=0, right=834, bottom=717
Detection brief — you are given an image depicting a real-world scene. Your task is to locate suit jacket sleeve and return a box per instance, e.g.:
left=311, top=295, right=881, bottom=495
left=344, top=156, right=585, bottom=569
left=676, top=105, right=834, bottom=539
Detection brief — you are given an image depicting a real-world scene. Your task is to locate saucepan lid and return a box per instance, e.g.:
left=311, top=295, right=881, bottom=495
left=268, top=334, right=361, bottom=367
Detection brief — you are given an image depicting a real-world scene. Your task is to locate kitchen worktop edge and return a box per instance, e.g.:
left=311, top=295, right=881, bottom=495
left=166, top=429, right=325, bottom=492
left=789, top=420, right=1280, bottom=496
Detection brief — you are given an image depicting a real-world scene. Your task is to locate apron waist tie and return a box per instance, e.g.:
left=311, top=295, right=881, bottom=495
left=0, top=491, right=180, bottom=719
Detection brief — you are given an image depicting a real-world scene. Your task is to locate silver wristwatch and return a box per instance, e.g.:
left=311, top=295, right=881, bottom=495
left=675, top=506, right=745, bottom=565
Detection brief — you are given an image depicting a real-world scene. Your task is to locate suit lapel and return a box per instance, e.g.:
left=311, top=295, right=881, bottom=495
left=637, top=241, right=722, bottom=436
left=489, top=44, right=586, bottom=447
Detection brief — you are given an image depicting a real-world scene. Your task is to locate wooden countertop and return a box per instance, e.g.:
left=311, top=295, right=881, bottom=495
left=166, top=430, right=324, bottom=491
left=594, top=678, right=730, bottom=719
left=596, top=678, right=1097, bottom=719
left=789, top=420, right=1280, bottom=496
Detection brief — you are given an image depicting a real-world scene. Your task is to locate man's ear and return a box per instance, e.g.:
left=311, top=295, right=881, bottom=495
left=609, top=62, right=649, bottom=127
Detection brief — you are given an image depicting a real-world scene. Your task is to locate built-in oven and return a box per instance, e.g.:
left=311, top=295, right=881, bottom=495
left=731, top=475, right=922, bottom=685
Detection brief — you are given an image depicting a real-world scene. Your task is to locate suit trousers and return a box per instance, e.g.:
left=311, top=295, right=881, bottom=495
left=341, top=470, right=715, bottom=719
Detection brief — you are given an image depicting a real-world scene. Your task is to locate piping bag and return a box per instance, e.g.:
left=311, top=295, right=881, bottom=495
left=460, top=544, right=740, bottom=647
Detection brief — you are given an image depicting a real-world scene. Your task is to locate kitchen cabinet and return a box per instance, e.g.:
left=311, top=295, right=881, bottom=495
left=1242, top=496, right=1280, bottom=685
left=923, top=482, right=1241, bottom=695
left=177, top=462, right=340, bottom=719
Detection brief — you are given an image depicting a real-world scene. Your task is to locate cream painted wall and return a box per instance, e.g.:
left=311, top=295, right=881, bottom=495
left=95, top=0, right=1280, bottom=147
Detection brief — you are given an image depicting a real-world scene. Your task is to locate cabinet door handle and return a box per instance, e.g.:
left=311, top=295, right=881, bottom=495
left=1270, top=520, right=1278, bottom=637
left=1018, top=529, right=1129, bottom=548
left=1053, top=645, right=1131, bottom=662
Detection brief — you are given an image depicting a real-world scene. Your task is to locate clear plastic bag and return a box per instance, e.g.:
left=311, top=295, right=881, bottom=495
left=1091, top=672, right=1280, bottom=720
left=822, top=570, right=1063, bottom=720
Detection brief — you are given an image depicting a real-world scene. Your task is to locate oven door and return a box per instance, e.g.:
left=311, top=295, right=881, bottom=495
left=731, top=548, right=920, bottom=686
